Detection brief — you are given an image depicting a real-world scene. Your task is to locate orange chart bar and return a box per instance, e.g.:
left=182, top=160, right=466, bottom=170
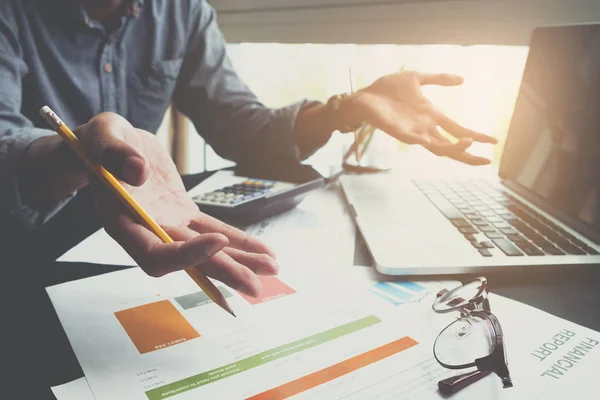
left=115, top=300, right=200, bottom=354
left=246, top=336, right=419, bottom=400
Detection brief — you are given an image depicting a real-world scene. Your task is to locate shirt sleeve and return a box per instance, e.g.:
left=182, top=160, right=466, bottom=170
left=0, top=5, right=75, bottom=229
left=173, top=1, right=332, bottom=169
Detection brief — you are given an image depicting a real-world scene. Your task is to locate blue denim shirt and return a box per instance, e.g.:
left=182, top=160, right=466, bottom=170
left=0, top=0, right=327, bottom=229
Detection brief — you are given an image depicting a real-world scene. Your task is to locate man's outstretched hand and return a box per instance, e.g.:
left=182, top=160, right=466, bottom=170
left=341, top=71, right=498, bottom=165
left=76, top=113, right=278, bottom=297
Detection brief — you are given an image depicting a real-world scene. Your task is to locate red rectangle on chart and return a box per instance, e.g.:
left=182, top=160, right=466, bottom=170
left=238, top=276, right=296, bottom=305
left=246, top=336, right=419, bottom=400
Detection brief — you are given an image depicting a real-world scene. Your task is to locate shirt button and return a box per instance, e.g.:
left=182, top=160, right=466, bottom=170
left=104, top=63, right=113, bottom=73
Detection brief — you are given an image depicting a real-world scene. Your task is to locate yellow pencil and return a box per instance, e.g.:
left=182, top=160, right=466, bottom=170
left=40, top=106, right=235, bottom=317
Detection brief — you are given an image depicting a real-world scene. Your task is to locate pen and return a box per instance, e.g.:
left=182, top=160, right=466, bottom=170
left=39, top=106, right=236, bottom=317
left=348, top=66, right=361, bottom=163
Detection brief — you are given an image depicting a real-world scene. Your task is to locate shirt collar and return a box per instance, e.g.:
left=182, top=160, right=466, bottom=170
left=72, top=0, right=144, bottom=25
left=69, top=0, right=144, bottom=43
left=127, top=0, right=144, bottom=18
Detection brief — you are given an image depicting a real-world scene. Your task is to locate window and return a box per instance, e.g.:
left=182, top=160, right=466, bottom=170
left=182, top=43, right=529, bottom=173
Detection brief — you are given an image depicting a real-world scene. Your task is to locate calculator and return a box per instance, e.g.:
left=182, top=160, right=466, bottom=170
left=192, top=178, right=294, bottom=207
left=189, top=168, right=324, bottom=225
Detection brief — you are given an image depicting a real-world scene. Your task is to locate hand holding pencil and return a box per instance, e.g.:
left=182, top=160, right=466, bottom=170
left=40, top=109, right=278, bottom=314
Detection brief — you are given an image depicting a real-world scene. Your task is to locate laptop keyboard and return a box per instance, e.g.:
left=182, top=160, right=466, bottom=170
left=414, top=180, right=599, bottom=257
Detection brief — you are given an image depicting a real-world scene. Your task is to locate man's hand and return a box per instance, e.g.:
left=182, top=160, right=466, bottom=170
left=78, top=113, right=278, bottom=297
left=340, top=71, right=497, bottom=165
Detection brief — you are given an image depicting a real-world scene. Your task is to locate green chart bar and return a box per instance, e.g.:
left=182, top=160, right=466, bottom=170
left=146, top=315, right=382, bottom=400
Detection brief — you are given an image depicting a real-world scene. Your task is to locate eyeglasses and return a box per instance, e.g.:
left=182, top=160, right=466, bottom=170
left=431, top=277, right=513, bottom=395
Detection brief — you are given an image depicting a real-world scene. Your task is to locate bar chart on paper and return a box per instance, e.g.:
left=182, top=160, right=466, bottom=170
left=368, top=281, right=431, bottom=306
left=145, top=315, right=393, bottom=400
left=246, top=336, right=419, bottom=400
left=49, top=268, right=437, bottom=400
left=114, top=276, right=297, bottom=357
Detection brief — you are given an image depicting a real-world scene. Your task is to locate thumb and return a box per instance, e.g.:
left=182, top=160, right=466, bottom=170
left=418, top=72, right=464, bottom=87
left=76, top=112, right=149, bottom=186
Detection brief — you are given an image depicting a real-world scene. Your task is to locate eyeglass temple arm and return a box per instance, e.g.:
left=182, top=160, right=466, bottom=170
left=476, top=346, right=513, bottom=388
left=483, top=297, right=491, bottom=311
left=438, top=370, right=492, bottom=395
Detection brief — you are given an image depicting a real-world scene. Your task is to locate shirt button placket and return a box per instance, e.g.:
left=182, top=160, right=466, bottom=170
left=100, top=40, right=117, bottom=113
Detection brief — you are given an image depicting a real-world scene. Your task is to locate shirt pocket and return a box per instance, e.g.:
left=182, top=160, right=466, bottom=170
left=127, top=58, right=183, bottom=133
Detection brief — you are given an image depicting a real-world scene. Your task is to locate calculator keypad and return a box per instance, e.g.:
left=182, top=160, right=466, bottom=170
left=193, top=180, right=276, bottom=206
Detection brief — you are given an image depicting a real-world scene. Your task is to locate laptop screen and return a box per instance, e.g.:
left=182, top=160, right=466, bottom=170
left=499, top=24, right=600, bottom=236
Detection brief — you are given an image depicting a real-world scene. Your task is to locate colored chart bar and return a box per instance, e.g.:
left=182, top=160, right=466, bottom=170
left=247, top=336, right=419, bottom=400
left=372, top=282, right=412, bottom=301
left=115, top=300, right=200, bottom=354
left=370, top=289, right=399, bottom=303
left=238, top=276, right=296, bottom=305
left=145, top=315, right=381, bottom=400
left=175, top=287, right=233, bottom=310
left=395, top=281, right=426, bottom=293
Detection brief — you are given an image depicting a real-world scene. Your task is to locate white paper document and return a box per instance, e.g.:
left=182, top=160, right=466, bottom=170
left=56, top=227, right=136, bottom=265
left=244, top=184, right=356, bottom=271
left=47, top=263, right=600, bottom=400
left=51, top=377, right=95, bottom=400
left=56, top=184, right=355, bottom=270
left=48, top=267, right=416, bottom=400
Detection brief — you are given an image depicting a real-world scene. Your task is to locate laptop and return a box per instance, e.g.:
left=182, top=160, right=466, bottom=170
left=340, top=23, right=600, bottom=275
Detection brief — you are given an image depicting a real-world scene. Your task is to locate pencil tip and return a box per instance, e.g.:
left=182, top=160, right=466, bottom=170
left=220, top=301, right=236, bottom=318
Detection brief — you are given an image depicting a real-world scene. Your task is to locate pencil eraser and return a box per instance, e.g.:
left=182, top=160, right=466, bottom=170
left=39, top=106, right=63, bottom=129
left=39, top=106, right=52, bottom=118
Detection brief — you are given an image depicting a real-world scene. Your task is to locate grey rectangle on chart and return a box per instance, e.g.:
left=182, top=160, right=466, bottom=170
left=175, top=288, right=234, bottom=310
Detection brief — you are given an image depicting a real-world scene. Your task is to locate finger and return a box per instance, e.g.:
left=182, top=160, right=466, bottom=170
left=396, top=131, right=432, bottom=146
left=197, top=252, right=263, bottom=297
left=424, top=142, right=490, bottom=166
left=423, top=130, right=490, bottom=165
left=222, top=247, right=279, bottom=276
left=438, top=114, right=498, bottom=144
left=188, top=216, right=277, bottom=258
left=426, top=130, right=472, bottom=155
left=163, top=226, right=264, bottom=296
left=167, top=226, right=278, bottom=276
left=382, top=122, right=431, bottom=146
left=164, top=225, right=201, bottom=242
left=448, top=151, right=492, bottom=166
left=106, top=219, right=229, bottom=277
left=430, top=138, right=473, bottom=155
left=76, top=112, right=150, bottom=186
left=418, top=72, right=464, bottom=87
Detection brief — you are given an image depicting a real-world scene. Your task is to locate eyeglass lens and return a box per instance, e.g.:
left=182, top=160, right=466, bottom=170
left=433, top=279, right=485, bottom=313
left=434, top=314, right=495, bottom=368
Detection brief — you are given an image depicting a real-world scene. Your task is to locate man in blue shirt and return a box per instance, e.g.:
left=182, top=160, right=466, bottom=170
left=0, top=0, right=496, bottom=295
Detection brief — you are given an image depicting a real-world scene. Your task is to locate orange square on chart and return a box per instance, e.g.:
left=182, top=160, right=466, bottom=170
left=115, top=300, right=200, bottom=354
